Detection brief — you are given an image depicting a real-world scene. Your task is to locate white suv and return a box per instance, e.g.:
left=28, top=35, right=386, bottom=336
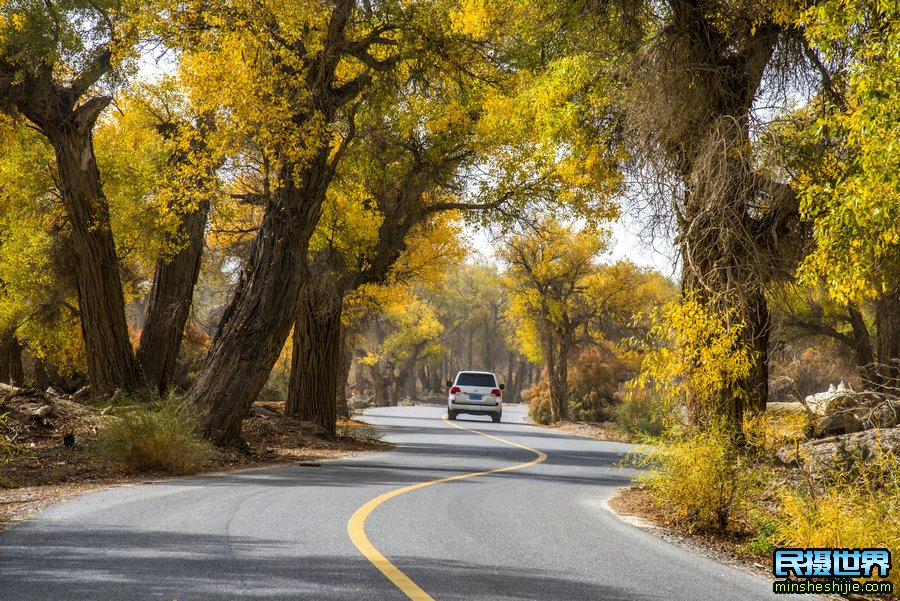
left=446, top=370, right=504, bottom=422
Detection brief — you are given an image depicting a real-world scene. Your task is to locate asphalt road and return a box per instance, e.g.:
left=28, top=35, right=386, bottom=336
left=0, top=405, right=811, bottom=600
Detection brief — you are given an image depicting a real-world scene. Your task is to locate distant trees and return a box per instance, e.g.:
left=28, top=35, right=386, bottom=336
left=501, top=220, right=675, bottom=422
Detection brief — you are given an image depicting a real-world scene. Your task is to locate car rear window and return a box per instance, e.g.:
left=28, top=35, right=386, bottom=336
left=456, top=373, right=496, bottom=387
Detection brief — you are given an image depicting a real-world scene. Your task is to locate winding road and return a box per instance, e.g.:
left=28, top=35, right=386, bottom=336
left=0, top=405, right=810, bottom=600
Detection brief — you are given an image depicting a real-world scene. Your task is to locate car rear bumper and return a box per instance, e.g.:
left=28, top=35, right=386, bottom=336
left=449, top=402, right=502, bottom=415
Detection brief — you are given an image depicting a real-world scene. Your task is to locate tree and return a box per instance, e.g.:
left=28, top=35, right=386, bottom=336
left=168, top=0, right=411, bottom=444
left=0, top=119, right=83, bottom=382
left=0, top=0, right=144, bottom=391
left=283, top=1, right=623, bottom=436
left=128, top=82, right=221, bottom=394
left=781, top=1, right=900, bottom=389
left=501, top=220, right=627, bottom=422
left=358, top=285, right=444, bottom=407
left=623, top=0, right=810, bottom=428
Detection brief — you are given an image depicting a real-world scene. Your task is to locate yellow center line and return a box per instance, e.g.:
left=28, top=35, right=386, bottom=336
left=347, top=415, right=548, bottom=601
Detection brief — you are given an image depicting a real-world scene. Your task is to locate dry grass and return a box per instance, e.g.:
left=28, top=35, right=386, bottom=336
left=0, top=392, right=391, bottom=531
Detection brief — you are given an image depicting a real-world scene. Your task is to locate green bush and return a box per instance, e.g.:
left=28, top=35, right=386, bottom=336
left=613, top=391, right=672, bottom=437
left=92, top=397, right=215, bottom=475
left=638, top=422, right=762, bottom=532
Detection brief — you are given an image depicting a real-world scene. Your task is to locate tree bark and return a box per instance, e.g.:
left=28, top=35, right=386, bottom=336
left=875, top=286, right=900, bottom=389
left=286, top=290, right=343, bottom=437
left=847, top=305, right=875, bottom=371
left=369, top=364, right=389, bottom=407
left=544, top=331, right=571, bottom=422
left=743, top=291, right=769, bottom=413
left=185, top=147, right=336, bottom=444
left=137, top=198, right=210, bottom=394
left=47, top=111, right=141, bottom=392
left=0, top=334, right=24, bottom=386
left=337, top=336, right=353, bottom=419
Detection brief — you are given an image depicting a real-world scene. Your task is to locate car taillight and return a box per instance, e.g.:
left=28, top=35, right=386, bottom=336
left=449, top=386, right=461, bottom=394
left=490, top=388, right=502, bottom=397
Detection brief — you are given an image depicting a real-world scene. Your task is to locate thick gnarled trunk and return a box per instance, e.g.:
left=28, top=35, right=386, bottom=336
left=186, top=153, right=333, bottom=445
left=286, top=291, right=343, bottom=437
left=138, top=199, right=210, bottom=393
left=337, top=337, right=353, bottom=419
left=49, top=116, right=140, bottom=392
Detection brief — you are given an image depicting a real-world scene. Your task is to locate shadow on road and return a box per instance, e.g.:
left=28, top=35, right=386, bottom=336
left=0, top=527, right=660, bottom=601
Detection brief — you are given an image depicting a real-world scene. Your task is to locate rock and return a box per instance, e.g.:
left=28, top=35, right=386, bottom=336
left=45, top=386, right=64, bottom=397
left=0, top=383, right=22, bottom=395
left=794, top=427, right=900, bottom=478
left=33, top=405, right=53, bottom=418
left=73, top=385, right=91, bottom=399
left=803, top=390, right=836, bottom=416
left=766, top=401, right=808, bottom=416
left=814, top=412, right=864, bottom=437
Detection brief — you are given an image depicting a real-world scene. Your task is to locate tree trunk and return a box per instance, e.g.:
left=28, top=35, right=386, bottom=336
left=369, top=364, right=389, bottom=407
left=388, top=377, right=402, bottom=407
left=744, top=291, right=769, bottom=413
left=875, top=286, right=900, bottom=389
left=286, top=291, right=343, bottom=437
left=544, top=332, right=570, bottom=422
left=186, top=152, right=334, bottom=444
left=846, top=304, right=879, bottom=385
left=0, top=335, right=24, bottom=386
left=48, top=115, right=140, bottom=392
left=337, top=337, right=352, bottom=419
left=137, top=198, right=210, bottom=394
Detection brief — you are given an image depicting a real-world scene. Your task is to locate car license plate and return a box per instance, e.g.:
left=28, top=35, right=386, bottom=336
left=469, top=394, right=482, bottom=401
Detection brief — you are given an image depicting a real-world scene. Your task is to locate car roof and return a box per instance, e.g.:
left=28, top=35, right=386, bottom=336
left=456, top=370, right=495, bottom=375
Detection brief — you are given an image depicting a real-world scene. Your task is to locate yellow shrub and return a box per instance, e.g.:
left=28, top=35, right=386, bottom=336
left=743, top=409, right=811, bottom=458
left=638, top=422, right=762, bottom=532
left=629, top=294, right=753, bottom=426
left=775, top=484, right=900, bottom=591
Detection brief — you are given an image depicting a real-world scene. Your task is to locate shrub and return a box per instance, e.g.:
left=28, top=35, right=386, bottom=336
left=568, top=346, right=631, bottom=422
left=92, top=397, right=215, bottom=475
left=774, top=471, right=900, bottom=591
left=637, top=422, right=762, bottom=532
left=742, top=408, right=812, bottom=458
left=522, top=380, right=552, bottom=424
left=613, top=390, right=673, bottom=437
left=629, top=295, right=753, bottom=426
left=737, top=514, right=781, bottom=556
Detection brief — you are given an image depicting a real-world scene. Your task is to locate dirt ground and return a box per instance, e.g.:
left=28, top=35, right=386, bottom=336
left=536, top=418, right=633, bottom=443
left=0, top=389, right=391, bottom=531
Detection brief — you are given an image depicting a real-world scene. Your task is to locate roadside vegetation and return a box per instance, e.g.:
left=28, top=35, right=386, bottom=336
left=89, top=396, right=215, bottom=475
left=1, top=0, right=899, bottom=588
